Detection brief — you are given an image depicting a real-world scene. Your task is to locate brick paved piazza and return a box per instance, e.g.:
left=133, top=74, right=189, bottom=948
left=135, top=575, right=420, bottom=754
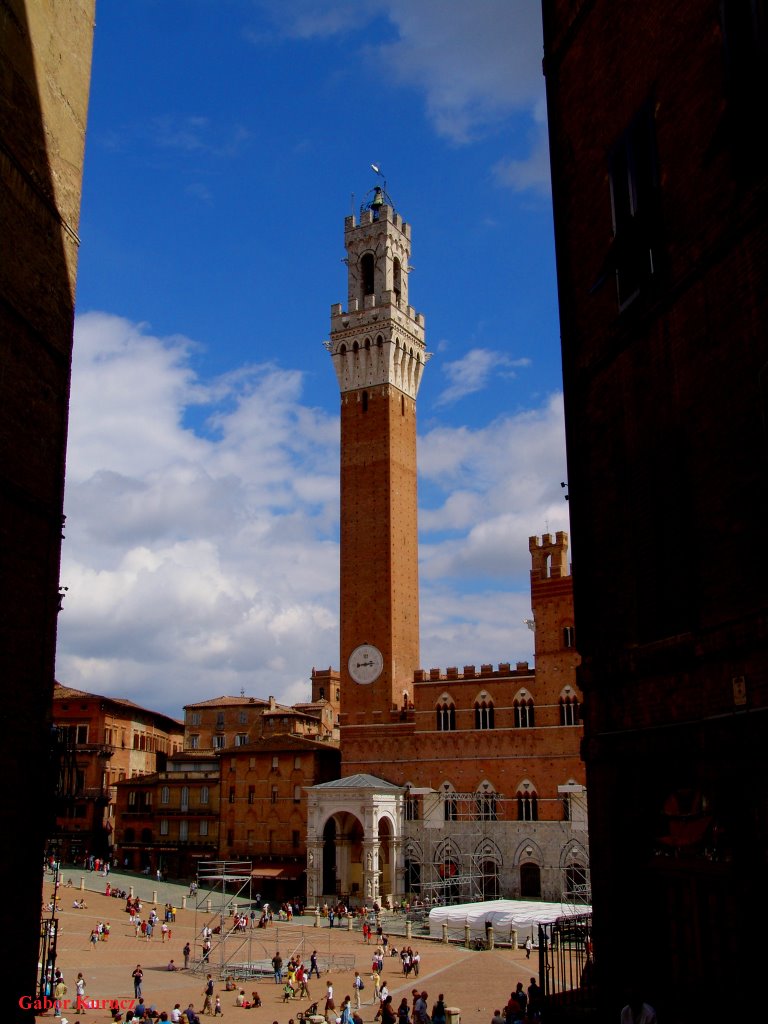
left=34, top=872, right=541, bottom=1024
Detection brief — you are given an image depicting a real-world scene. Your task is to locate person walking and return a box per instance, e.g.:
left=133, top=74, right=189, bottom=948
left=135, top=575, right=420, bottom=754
left=524, top=937, right=532, bottom=959
left=414, top=992, right=429, bottom=1024
left=132, top=965, right=143, bottom=999
left=297, top=963, right=311, bottom=999
left=272, top=951, right=284, bottom=984
left=202, top=975, right=215, bottom=1015
left=353, top=972, right=364, bottom=1009
left=75, top=972, right=87, bottom=1014
left=431, top=995, right=446, bottom=1024
left=183, top=942, right=191, bottom=969
left=324, top=981, right=335, bottom=1024
left=309, top=950, right=321, bottom=979
left=54, top=976, right=67, bottom=1017
left=340, top=997, right=353, bottom=1024
left=527, top=978, right=542, bottom=1021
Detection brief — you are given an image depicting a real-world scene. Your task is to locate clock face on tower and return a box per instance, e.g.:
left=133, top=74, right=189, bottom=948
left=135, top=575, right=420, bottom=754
left=348, top=644, right=384, bottom=685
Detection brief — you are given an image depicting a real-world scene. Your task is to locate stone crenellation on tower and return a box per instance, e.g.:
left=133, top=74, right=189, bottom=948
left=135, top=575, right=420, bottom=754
left=325, top=204, right=429, bottom=400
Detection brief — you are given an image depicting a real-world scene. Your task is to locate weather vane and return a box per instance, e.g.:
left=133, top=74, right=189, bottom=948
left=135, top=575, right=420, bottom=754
left=361, top=162, right=392, bottom=218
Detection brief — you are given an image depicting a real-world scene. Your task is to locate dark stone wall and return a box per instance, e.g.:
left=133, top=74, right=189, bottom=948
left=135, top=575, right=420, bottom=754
left=543, top=0, right=768, bottom=1017
left=0, top=1, right=94, bottom=1017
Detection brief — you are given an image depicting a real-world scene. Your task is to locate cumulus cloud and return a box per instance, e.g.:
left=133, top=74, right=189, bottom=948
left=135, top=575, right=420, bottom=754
left=256, top=0, right=548, bottom=187
left=418, top=392, right=569, bottom=575
left=58, top=313, right=341, bottom=713
left=435, top=347, right=531, bottom=406
left=492, top=98, right=552, bottom=196
left=57, top=313, right=567, bottom=716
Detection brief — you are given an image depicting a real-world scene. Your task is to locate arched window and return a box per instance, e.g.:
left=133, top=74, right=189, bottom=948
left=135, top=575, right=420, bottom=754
left=514, top=697, right=535, bottom=728
left=180, top=786, right=189, bottom=811
left=479, top=859, right=500, bottom=898
left=517, top=785, right=538, bottom=821
left=436, top=701, right=456, bottom=731
left=361, top=253, right=375, bottom=298
left=442, top=784, right=458, bottom=822
left=393, top=257, right=402, bottom=302
left=563, top=625, right=575, bottom=648
left=475, top=784, right=498, bottom=821
left=475, top=699, right=495, bottom=730
left=560, top=695, right=580, bottom=725
left=124, top=827, right=135, bottom=843
left=140, top=827, right=153, bottom=843
left=404, top=784, right=419, bottom=820
left=362, top=390, right=369, bottom=413
left=160, top=786, right=170, bottom=805
left=520, top=862, right=541, bottom=898
left=405, top=857, right=421, bottom=892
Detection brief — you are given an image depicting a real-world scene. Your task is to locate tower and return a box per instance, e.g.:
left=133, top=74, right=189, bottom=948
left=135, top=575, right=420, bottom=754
left=325, top=187, right=429, bottom=722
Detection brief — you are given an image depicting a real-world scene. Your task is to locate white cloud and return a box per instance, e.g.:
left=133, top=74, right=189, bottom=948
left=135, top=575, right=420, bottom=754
left=492, top=113, right=552, bottom=196
left=374, top=1, right=545, bottom=146
left=435, top=347, right=531, bottom=406
left=257, top=0, right=548, bottom=186
left=419, top=392, right=569, bottom=573
left=58, top=313, right=567, bottom=717
left=58, top=313, right=341, bottom=712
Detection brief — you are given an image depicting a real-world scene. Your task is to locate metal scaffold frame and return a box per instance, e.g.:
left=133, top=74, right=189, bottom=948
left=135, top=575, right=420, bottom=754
left=402, top=789, right=507, bottom=905
left=192, top=860, right=257, bottom=977
left=191, top=862, right=353, bottom=980
left=558, top=786, right=591, bottom=914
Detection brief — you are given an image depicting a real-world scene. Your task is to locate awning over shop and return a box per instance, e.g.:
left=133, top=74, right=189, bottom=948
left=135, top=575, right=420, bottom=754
left=250, top=864, right=305, bottom=880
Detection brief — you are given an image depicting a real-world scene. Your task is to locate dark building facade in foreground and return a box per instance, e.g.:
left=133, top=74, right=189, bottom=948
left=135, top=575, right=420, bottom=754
left=543, top=1, right=767, bottom=1018
left=1, top=2, right=94, bottom=1018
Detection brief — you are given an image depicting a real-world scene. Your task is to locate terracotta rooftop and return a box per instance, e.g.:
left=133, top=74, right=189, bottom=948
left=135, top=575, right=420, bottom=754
left=183, top=695, right=271, bottom=709
left=53, top=682, right=183, bottom=728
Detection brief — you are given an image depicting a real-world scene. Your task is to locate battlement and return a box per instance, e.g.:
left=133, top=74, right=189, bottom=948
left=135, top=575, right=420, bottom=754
left=329, top=301, right=425, bottom=329
left=413, top=661, right=531, bottom=683
left=529, top=531, right=570, bottom=580
left=345, top=205, right=411, bottom=239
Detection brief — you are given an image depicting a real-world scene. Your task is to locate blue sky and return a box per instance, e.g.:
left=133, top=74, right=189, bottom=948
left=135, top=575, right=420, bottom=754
left=57, top=0, right=570, bottom=716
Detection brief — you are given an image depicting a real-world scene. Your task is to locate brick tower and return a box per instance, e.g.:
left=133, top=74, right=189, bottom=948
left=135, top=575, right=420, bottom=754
left=325, top=187, right=429, bottom=721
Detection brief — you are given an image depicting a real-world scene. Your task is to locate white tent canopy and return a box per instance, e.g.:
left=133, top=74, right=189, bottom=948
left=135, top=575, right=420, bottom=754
left=428, top=899, right=592, bottom=941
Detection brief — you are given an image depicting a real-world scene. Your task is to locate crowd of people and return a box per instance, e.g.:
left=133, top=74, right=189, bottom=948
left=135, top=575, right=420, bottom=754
left=44, top=869, right=559, bottom=1024
left=489, top=980, right=542, bottom=1024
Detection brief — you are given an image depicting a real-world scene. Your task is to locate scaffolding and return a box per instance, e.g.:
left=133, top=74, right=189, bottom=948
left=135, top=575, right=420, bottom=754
left=402, top=789, right=507, bottom=904
left=191, top=864, right=355, bottom=980
left=402, top=787, right=591, bottom=908
left=558, top=785, right=591, bottom=914
left=191, top=860, right=258, bottom=977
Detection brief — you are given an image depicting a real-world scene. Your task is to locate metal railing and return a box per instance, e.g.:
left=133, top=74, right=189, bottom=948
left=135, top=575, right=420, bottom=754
left=538, top=913, right=596, bottom=1021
